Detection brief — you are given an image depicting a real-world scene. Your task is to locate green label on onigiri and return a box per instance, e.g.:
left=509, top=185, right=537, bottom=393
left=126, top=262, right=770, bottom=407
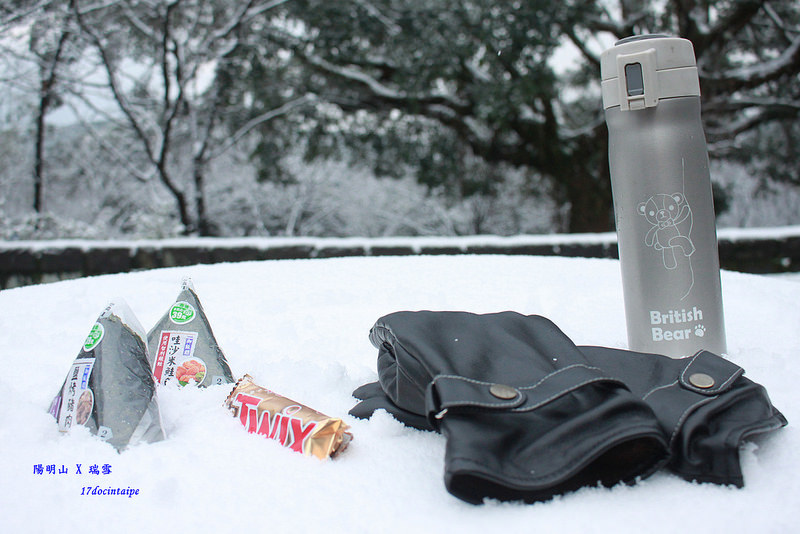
left=83, top=323, right=104, bottom=352
left=169, top=301, right=196, bottom=325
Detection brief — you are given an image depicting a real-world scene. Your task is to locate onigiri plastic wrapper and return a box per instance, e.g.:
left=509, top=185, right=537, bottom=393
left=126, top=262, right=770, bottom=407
left=147, top=278, right=234, bottom=387
left=49, top=300, right=167, bottom=451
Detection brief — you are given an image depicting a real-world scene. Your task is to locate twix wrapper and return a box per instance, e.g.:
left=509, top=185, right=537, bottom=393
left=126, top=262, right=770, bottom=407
left=225, top=375, right=352, bottom=459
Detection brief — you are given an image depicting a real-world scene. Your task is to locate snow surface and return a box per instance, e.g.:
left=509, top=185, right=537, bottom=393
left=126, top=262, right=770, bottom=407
left=1, top=255, right=798, bottom=533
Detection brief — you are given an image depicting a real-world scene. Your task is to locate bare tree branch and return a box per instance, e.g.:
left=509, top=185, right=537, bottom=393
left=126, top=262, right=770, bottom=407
left=561, top=27, right=601, bottom=69
left=706, top=103, right=800, bottom=140
left=0, top=0, right=54, bottom=28
left=303, top=51, right=471, bottom=112
left=208, top=94, right=316, bottom=161
left=72, top=0, right=194, bottom=230
left=63, top=97, right=154, bottom=182
left=699, top=0, right=763, bottom=54
left=73, top=4, right=158, bottom=164
left=702, top=33, right=800, bottom=92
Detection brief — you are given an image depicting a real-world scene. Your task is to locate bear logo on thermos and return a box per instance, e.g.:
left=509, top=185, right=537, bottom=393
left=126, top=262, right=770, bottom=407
left=638, top=193, right=695, bottom=271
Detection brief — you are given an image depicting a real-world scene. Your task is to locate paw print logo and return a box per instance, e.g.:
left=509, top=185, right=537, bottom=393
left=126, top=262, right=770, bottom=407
left=694, top=324, right=706, bottom=338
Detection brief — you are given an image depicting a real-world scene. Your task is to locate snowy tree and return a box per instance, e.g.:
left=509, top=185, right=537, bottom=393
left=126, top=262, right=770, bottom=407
left=3, top=0, right=797, bottom=238
left=68, top=0, right=311, bottom=236
left=0, top=0, right=84, bottom=218
left=242, top=0, right=800, bottom=232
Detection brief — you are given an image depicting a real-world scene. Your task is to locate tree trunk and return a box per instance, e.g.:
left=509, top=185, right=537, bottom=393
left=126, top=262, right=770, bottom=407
left=33, top=88, right=46, bottom=214
left=561, top=132, right=615, bottom=233
left=563, top=168, right=615, bottom=233
left=33, top=23, right=71, bottom=214
left=193, top=165, right=217, bottom=237
left=157, top=161, right=194, bottom=235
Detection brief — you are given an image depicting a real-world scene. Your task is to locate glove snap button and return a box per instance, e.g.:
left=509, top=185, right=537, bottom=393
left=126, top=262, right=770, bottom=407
left=489, top=383, right=518, bottom=400
left=688, top=372, right=715, bottom=389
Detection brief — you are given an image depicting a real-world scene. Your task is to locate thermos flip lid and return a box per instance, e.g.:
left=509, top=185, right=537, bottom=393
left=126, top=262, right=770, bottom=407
left=601, top=35, right=700, bottom=111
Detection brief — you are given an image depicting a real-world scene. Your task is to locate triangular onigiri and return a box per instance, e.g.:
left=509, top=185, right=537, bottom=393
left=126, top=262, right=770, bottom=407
left=49, top=300, right=166, bottom=451
left=147, top=278, right=234, bottom=387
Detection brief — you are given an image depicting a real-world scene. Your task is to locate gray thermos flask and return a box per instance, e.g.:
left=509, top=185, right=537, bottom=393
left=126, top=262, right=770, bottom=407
left=601, top=35, right=727, bottom=357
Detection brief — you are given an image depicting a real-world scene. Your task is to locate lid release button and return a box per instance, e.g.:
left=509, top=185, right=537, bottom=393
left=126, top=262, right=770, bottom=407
left=625, top=63, right=645, bottom=96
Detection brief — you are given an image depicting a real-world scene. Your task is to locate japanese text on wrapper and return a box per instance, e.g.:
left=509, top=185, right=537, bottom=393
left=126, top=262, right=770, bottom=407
left=57, top=358, right=95, bottom=432
left=153, top=331, right=197, bottom=385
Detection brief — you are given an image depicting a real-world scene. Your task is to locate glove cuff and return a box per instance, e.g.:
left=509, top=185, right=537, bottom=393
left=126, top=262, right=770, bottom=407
left=665, top=382, right=786, bottom=486
left=580, top=347, right=788, bottom=487
left=430, top=373, right=668, bottom=503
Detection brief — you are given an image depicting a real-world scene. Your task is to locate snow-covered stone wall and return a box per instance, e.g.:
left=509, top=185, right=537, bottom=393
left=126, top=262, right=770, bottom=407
left=2, top=227, right=799, bottom=288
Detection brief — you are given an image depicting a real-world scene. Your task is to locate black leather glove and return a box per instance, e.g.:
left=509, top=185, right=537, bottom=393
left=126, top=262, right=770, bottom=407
left=351, top=381, right=432, bottom=430
left=578, top=346, right=787, bottom=487
left=354, top=311, right=669, bottom=504
left=350, top=313, right=787, bottom=496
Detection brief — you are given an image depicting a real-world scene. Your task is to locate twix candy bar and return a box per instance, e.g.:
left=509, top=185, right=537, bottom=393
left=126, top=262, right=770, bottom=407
left=225, top=375, right=352, bottom=459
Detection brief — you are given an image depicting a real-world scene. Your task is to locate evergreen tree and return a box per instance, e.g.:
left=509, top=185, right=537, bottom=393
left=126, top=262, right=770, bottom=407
left=241, top=0, right=800, bottom=232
